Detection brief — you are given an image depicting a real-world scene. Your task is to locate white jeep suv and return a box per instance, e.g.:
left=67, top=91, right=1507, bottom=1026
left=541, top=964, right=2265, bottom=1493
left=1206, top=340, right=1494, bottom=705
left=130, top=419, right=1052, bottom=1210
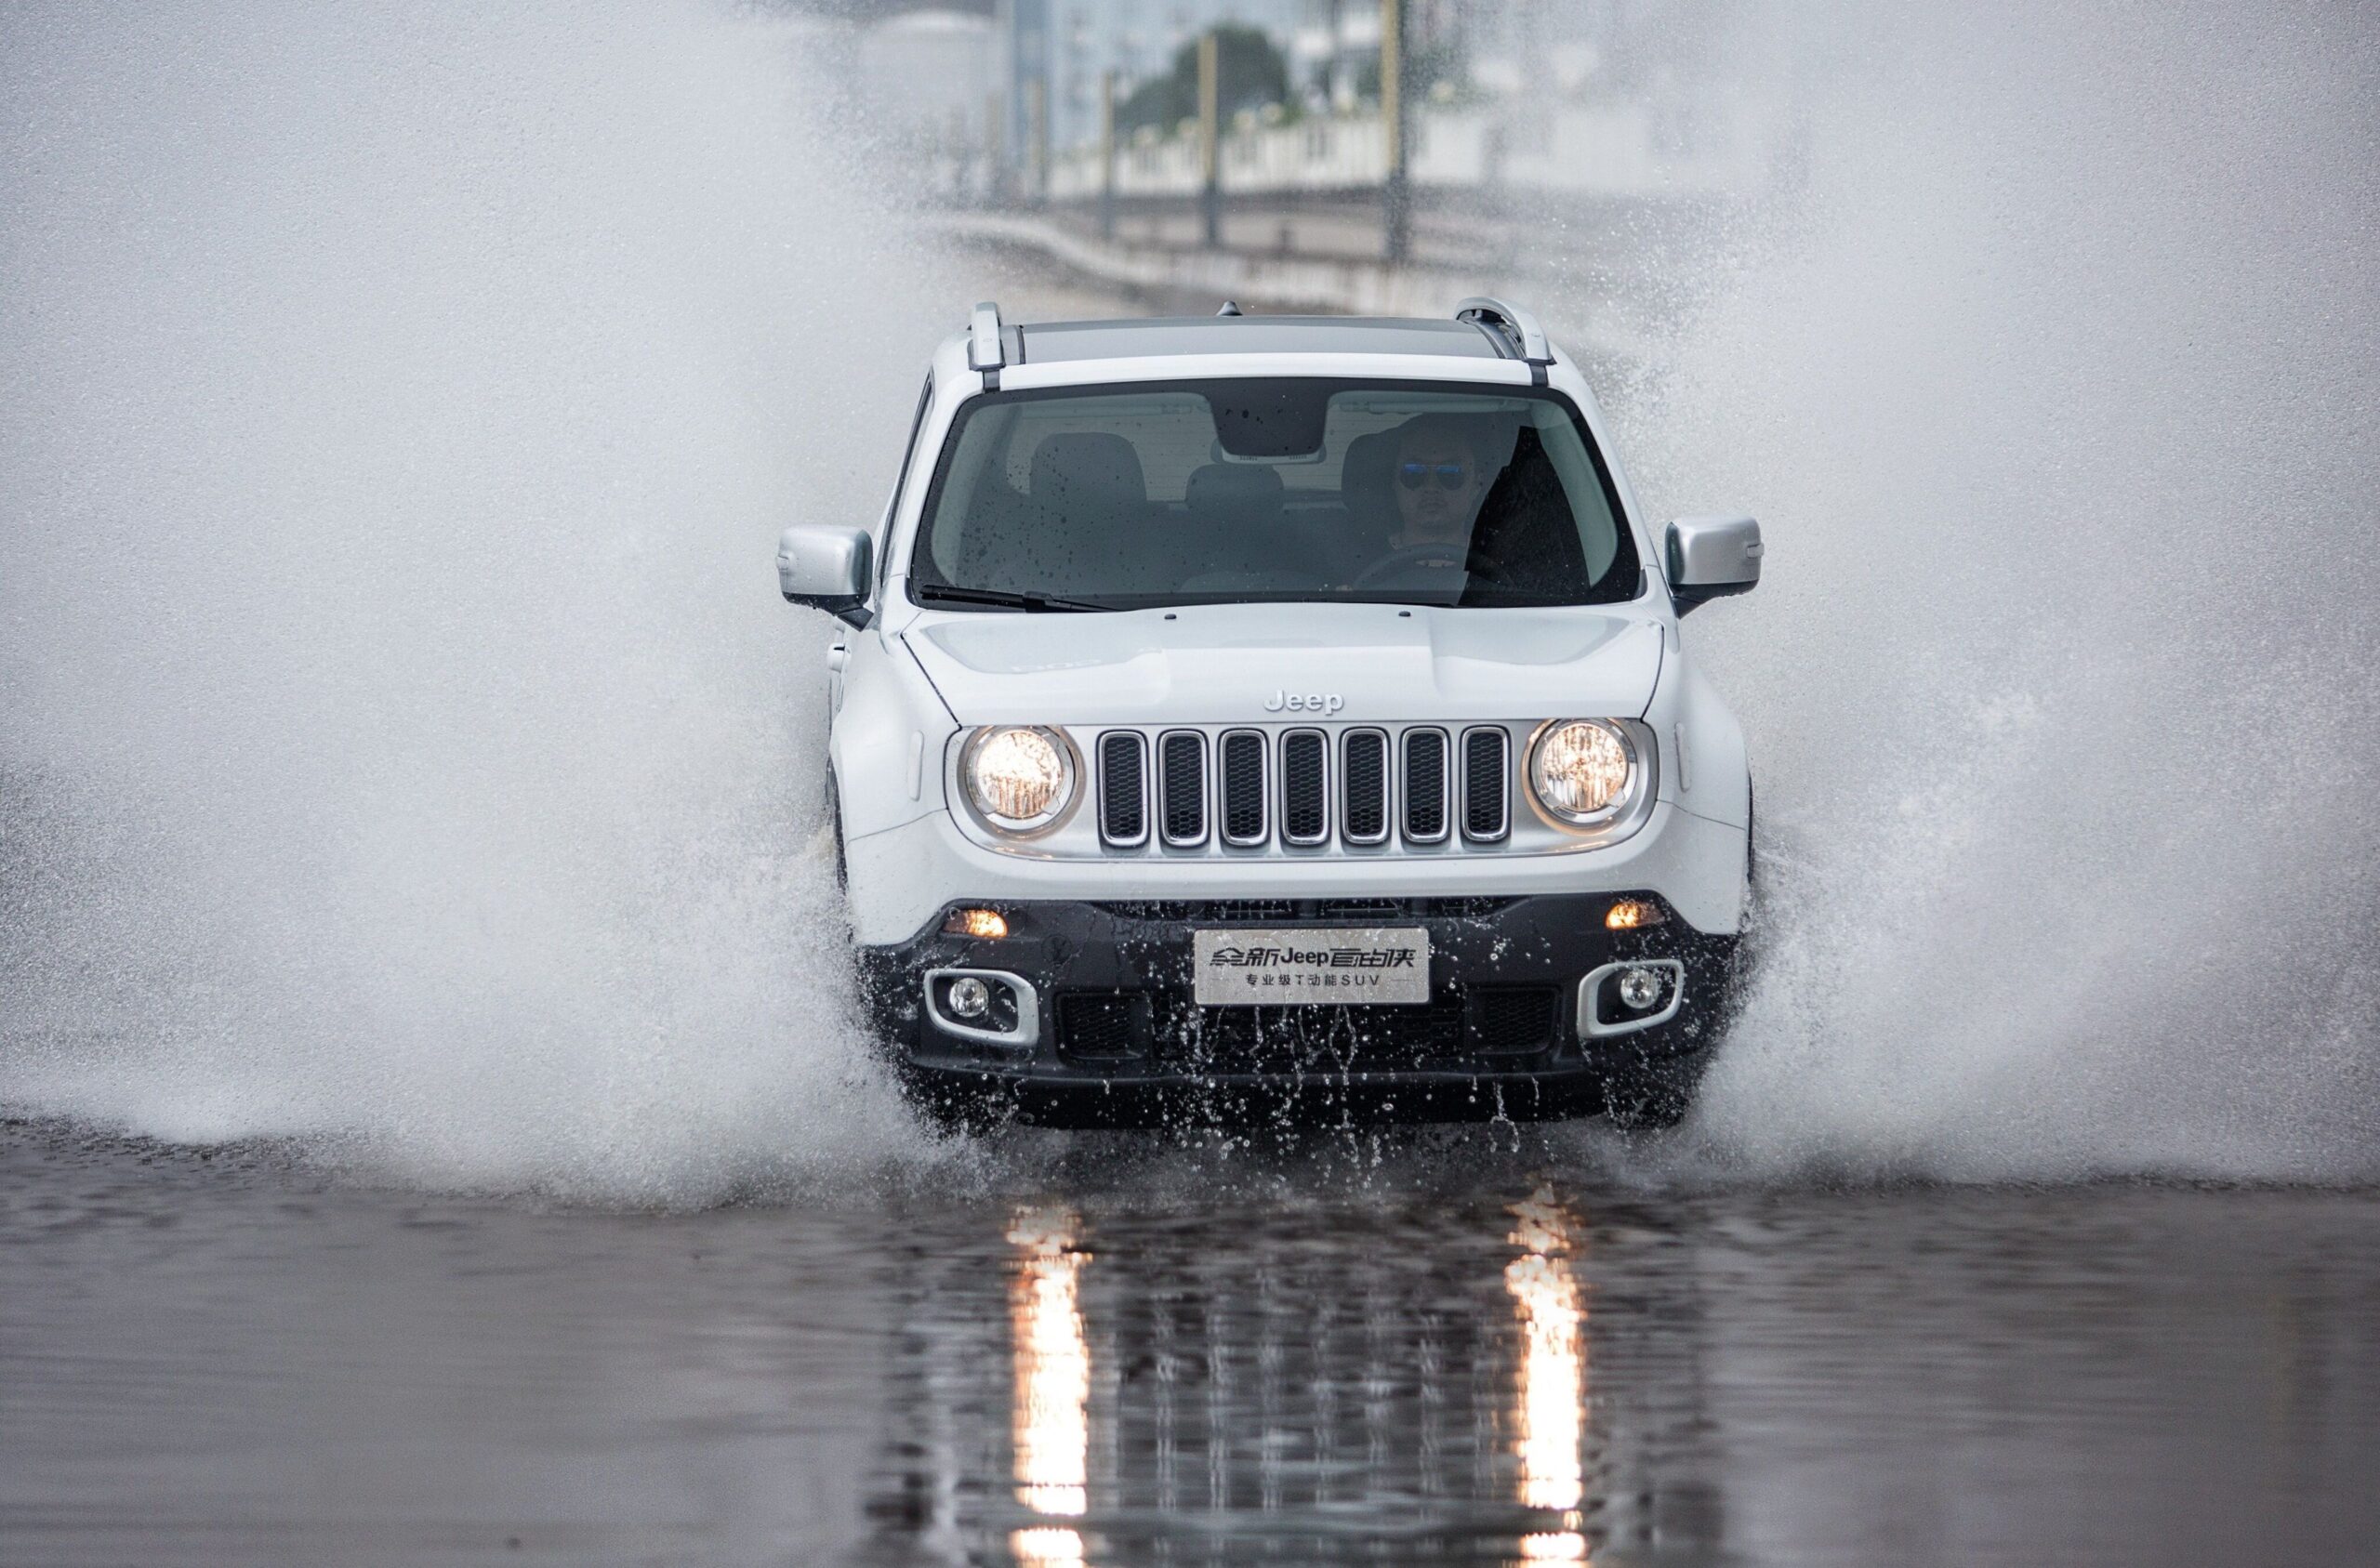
left=778, top=299, right=1762, bottom=1128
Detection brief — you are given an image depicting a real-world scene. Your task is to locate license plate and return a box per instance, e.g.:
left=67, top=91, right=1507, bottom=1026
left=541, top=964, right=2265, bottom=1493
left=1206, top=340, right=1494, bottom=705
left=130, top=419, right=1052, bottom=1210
left=1192, top=928, right=1431, bottom=1006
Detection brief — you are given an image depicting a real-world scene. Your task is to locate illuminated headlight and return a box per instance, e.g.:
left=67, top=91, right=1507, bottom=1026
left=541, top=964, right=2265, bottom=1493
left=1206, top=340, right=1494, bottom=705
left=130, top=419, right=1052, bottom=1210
left=961, top=726, right=1075, bottom=833
left=1527, top=719, right=1638, bottom=825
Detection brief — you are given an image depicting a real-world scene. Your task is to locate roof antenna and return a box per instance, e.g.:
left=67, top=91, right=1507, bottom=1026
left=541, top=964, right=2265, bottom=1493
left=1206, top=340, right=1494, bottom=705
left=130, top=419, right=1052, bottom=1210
left=1215, top=299, right=1243, bottom=317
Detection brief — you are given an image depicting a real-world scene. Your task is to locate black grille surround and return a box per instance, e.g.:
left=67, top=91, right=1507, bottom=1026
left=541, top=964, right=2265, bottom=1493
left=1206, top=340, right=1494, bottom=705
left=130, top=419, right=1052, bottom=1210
left=1051, top=985, right=1565, bottom=1072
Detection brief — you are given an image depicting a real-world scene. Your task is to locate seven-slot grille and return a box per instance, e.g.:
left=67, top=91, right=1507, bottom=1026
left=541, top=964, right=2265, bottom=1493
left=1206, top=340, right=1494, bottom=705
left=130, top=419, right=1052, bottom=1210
left=1095, top=724, right=1515, bottom=852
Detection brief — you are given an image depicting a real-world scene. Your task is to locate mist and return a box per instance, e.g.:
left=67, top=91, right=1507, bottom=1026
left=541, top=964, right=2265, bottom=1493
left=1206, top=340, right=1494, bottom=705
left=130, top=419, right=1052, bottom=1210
left=0, top=0, right=962, bottom=1199
left=1623, top=2, right=2380, bottom=1179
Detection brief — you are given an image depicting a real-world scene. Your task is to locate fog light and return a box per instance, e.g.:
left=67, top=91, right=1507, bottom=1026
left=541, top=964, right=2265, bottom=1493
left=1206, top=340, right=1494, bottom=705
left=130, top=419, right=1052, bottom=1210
left=947, top=976, right=992, bottom=1020
left=1605, top=898, right=1666, bottom=930
left=1616, top=967, right=1663, bottom=1011
left=943, top=907, right=1010, bottom=940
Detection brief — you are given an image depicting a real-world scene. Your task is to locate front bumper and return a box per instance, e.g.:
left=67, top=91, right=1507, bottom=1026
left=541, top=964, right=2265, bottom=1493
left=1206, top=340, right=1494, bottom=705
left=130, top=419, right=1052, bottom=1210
left=853, top=892, right=1739, bottom=1113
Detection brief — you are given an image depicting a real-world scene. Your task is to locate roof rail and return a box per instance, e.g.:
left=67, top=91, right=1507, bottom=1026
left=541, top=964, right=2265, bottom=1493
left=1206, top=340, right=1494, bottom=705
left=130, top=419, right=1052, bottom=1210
left=1454, top=296, right=1553, bottom=368
left=967, top=300, right=1005, bottom=372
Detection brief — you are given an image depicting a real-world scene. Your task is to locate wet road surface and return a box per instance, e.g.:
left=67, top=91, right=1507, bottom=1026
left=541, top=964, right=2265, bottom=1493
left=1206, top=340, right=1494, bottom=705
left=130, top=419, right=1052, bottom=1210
left=5, top=1123, right=2378, bottom=1567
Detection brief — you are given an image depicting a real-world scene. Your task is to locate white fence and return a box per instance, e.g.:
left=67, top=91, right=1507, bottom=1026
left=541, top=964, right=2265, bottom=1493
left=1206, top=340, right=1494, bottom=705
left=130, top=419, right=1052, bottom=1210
left=1043, top=99, right=1778, bottom=203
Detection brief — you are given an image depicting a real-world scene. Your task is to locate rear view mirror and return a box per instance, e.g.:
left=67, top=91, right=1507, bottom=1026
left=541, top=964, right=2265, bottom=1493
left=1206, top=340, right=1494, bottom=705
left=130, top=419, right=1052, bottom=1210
left=776, top=524, right=873, bottom=628
left=1665, top=515, right=1763, bottom=612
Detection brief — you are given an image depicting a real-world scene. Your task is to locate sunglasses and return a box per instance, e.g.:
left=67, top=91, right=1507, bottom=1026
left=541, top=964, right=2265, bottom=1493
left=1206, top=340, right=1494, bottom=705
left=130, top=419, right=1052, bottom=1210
left=1398, top=461, right=1470, bottom=491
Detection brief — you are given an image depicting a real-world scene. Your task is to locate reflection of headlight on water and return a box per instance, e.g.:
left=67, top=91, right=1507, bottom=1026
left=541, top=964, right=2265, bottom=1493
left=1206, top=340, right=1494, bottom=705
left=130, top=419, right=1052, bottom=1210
left=1010, top=1207, right=1090, bottom=1522
left=1010, top=1525, right=1086, bottom=1567
left=1507, top=1188, right=1587, bottom=1535
left=1518, top=1531, right=1590, bottom=1562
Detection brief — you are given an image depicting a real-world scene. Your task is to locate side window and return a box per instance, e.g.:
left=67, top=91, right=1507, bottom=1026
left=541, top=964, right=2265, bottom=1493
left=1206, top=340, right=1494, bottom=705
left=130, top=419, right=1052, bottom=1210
left=879, top=374, right=934, bottom=594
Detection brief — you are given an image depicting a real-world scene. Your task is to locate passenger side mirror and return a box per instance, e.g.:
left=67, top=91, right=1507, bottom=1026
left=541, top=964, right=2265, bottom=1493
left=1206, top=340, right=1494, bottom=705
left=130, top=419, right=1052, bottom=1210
left=1665, top=515, right=1763, bottom=612
left=776, top=524, right=873, bottom=628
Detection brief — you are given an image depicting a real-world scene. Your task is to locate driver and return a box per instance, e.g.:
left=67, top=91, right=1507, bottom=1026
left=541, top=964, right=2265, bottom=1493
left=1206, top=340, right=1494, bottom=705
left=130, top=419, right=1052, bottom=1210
left=1387, top=417, right=1491, bottom=557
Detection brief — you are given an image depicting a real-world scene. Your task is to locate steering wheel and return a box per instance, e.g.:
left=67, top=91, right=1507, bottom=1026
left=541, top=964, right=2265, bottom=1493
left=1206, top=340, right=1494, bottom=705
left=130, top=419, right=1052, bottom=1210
left=1349, top=544, right=1471, bottom=591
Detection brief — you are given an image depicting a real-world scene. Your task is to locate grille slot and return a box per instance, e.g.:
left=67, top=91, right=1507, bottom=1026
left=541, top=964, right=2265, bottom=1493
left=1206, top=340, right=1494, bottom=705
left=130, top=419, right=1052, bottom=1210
left=1220, top=730, right=1268, bottom=846
left=1056, top=992, right=1150, bottom=1061
left=1097, top=731, right=1147, bottom=847
left=1280, top=730, right=1329, bottom=845
left=1158, top=731, right=1207, bottom=845
left=1461, top=727, right=1510, bottom=842
left=1465, top=987, right=1559, bottom=1055
left=1341, top=729, right=1389, bottom=845
left=1402, top=729, right=1450, bottom=843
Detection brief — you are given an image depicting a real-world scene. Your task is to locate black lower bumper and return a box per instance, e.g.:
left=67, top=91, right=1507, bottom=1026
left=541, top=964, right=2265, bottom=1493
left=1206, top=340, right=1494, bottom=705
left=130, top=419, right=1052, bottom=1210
left=853, top=892, right=1740, bottom=1121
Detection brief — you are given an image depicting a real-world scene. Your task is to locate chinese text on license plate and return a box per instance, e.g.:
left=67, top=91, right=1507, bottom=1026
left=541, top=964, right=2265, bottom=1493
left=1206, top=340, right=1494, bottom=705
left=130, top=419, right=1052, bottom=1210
left=1192, top=928, right=1432, bottom=1006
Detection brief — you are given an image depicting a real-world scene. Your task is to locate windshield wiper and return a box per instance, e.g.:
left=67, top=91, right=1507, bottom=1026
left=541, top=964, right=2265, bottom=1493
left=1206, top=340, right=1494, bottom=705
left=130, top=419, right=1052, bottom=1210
left=912, top=584, right=1115, bottom=613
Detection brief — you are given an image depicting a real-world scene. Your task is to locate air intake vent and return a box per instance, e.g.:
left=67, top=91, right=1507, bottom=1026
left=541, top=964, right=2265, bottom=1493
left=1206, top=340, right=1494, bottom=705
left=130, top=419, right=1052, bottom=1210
left=1158, top=731, right=1207, bottom=845
left=1341, top=729, right=1388, bottom=845
left=1097, top=731, right=1146, bottom=846
left=1403, top=729, right=1449, bottom=843
left=1280, top=730, right=1329, bottom=845
left=1461, top=727, right=1509, bottom=841
left=1220, top=730, right=1267, bottom=846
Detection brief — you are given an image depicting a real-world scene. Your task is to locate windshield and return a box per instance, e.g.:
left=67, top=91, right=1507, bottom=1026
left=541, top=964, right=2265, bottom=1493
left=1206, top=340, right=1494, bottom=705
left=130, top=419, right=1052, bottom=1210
left=907, top=379, right=1641, bottom=611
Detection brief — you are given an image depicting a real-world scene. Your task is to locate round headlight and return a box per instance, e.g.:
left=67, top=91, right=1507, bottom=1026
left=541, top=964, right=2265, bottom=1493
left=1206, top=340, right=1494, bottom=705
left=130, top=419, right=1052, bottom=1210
left=1528, top=719, right=1636, bottom=825
left=962, top=726, right=1075, bottom=832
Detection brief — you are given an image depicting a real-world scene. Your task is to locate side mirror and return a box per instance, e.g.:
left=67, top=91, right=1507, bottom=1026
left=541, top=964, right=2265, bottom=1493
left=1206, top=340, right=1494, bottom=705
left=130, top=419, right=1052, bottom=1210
left=1665, top=515, right=1763, bottom=612
left=776, top=524, right=873, bottom=628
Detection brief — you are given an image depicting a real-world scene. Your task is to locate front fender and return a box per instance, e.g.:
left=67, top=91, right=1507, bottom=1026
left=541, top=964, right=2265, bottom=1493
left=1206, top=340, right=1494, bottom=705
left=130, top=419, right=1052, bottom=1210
left=828, top=626, right=960, bottom=843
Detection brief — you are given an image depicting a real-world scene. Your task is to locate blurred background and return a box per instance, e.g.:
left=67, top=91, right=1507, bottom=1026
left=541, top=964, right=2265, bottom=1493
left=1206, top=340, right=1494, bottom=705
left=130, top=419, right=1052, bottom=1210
left=775, top=0, right=1790, bottom=347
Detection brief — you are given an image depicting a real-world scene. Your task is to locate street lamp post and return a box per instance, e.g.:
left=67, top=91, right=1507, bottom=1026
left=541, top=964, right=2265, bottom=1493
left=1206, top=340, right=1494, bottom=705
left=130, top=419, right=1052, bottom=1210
left=1381, top=0, right=1409, bottom=263
left=1099, top=69, right=1117, bottom=240
left=1198, top=29, right=1221, bottom=249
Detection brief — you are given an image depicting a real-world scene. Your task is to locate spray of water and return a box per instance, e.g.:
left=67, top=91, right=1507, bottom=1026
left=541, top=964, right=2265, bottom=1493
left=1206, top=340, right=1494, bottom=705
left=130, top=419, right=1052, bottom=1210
left=3, top=1, right=2373, bottom=1198
left=1614, top=2, right=2380, bottom=1181
left=0, top=0, right=975, bottom=1200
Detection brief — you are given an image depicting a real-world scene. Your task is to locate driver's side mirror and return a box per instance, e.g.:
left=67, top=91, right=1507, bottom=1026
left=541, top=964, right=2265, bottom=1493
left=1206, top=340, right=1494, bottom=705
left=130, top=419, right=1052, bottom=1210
left=776, top=523, right=873, bottom=628
left=1665, top=515, right=1763, bottom=613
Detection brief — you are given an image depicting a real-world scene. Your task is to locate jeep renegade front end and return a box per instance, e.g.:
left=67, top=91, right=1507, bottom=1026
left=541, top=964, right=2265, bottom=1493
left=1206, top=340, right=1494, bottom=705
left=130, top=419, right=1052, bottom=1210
left=778, top=300, right=1762, bottom=1127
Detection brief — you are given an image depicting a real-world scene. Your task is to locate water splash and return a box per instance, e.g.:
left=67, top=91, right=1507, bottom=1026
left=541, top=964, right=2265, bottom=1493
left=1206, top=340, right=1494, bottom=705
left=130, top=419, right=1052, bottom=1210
left=0, top=0, right=969, bottom=1200
left=1611, top=1, right=2380, bottom=1180
left=4, top=1, right=2373, bottom=1199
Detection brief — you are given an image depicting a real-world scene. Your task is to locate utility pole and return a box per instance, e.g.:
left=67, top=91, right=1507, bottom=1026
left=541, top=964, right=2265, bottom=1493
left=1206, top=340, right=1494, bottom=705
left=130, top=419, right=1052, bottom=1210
left=1025, top=77, right=1048, bottom=206
left=1380, top=0, right=1409, bottom=263
left=1099, top=68, right=1117, bottom=240
left=1197, top=29, right=1222, bottom=249
left=985, top=90, right=1005, bottom=204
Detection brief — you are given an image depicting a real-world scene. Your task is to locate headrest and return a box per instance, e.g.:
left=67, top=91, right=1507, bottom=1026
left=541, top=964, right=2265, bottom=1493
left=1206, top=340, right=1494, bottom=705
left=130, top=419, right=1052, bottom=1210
left=1341, top=429, right=1400, bottom=518
left=1029, top=432, right=1146, bottom=510
left=1183, top=462, right=1285, bottom=519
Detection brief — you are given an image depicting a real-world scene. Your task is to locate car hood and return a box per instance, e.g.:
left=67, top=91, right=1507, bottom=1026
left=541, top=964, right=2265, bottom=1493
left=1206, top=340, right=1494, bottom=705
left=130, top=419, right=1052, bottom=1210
left=902, top=601, right=1664, bottom=727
